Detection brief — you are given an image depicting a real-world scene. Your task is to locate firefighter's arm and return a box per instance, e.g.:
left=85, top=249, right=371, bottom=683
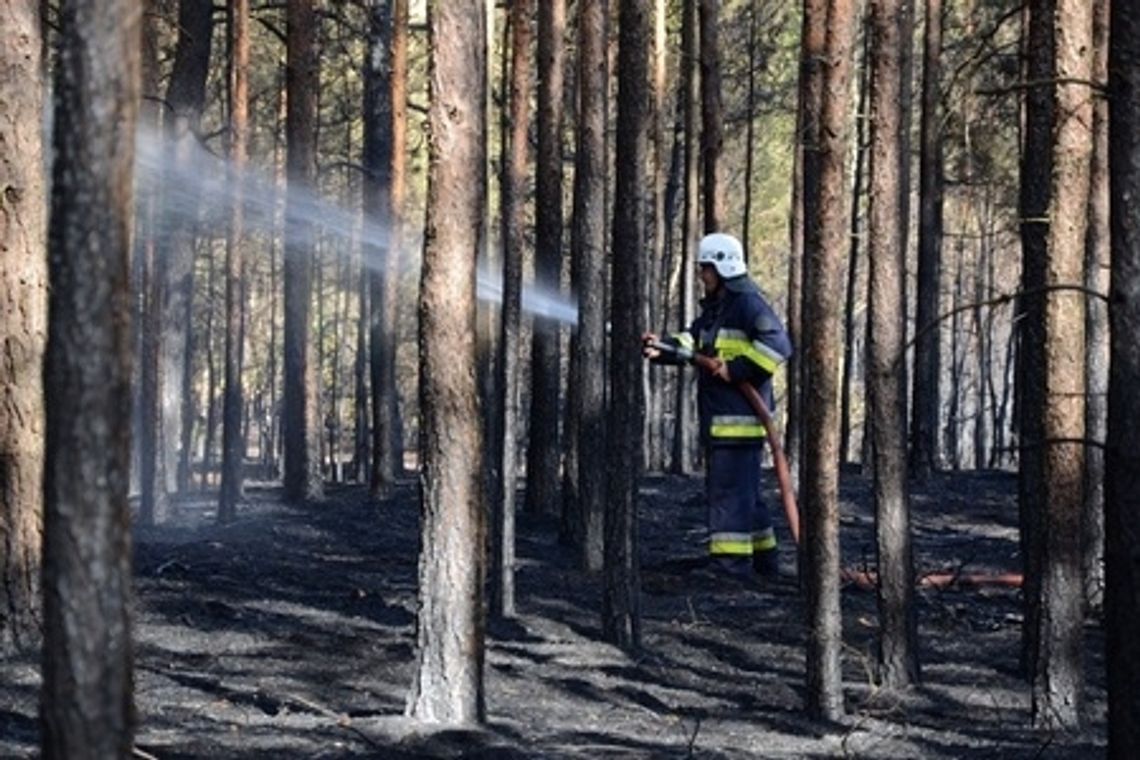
left=724, top=300, right=792, bottom=385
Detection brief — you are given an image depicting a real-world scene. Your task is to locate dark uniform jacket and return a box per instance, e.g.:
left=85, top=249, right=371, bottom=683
left=665, top=276, right=792, bottom=446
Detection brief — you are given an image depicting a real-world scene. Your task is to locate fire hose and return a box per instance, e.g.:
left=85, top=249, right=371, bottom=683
left=645, top=339, right=800, bottom=546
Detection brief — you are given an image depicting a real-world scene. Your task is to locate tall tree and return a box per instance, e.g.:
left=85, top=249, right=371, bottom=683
left=604, top=0, right=649, bottom=651
left=41, top=0, right=140, bottom=754
left=219, top=0, right=250, bottom=523
left=493, top=0, right=533, bottom=617
left=867, top=0, right=918, bottom=689
left=1082, top=0, right=1109, bottom=613
left=1031, top=0, right=1093, bottom=731
left=565, top=0, right=609, bottom=570
left=801, top=0, right=858, bottom=721
left=909, top=0, right=943, bottom=478
left=565, top=0, right=609, bottom=569
left=283, top=0, right=323, bottom=503
left=143, top=0, right=213, bottom=519
left=524, top=0, right=565, bottom=517
left=406, top=0, right=488, bottom=724
left=0, top=0, right=46, bottom=655
left=787, top=0, right=829, bottom=483
left=698, top=0, right=725, bottom=231
left=1107, top=1, right=1140, bottom=751
left=364, top=0, right=408, bottom=496
left=672, top=0, right=700, bottom=475
left=1018, top=0, right=1055, bottom=678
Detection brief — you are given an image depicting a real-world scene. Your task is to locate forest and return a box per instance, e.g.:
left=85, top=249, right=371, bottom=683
left=1, top=0, right=1138, bottom=757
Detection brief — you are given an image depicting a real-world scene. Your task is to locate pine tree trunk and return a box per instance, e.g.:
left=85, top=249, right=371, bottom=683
left=365, top=0, right=408, bottom=496
left=802, top=0, right=858, bottom=722
left=407, top=0, right=488, bottom=725
left=41, top=1, right=139, bottom=754
left=672, top=0, right=699, bottom=476
left=0, top=0, right=46, bottom=655
left=1032, top=0, right=1093, bottom=731
left=1107, top=3, right=1140, bottom=750
left=492, top=0, right=532, bottom=617
left=283, top=0, right=323, bottom=503
left=604, top=0, right=649, bottom=652
left=1018, top=0, right=1055, bottom=679
left=698, top=0, right=724, bottom=232
left=910, top=0, right=943, bottom=478
left=220, top=0, right=250, bottom=522
left=867, top=0, right=918, bottom=689
left=566, top=0, right=609, bottom=571
left=1082, top=0, right=1109, bottom=614
left=524, top=0, right=566, bottom=517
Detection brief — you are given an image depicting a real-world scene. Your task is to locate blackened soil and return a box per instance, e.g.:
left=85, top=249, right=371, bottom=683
left=1, top=469, right=1107, bottom=758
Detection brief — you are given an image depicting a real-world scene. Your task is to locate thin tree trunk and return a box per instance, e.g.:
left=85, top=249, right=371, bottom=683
left=524, top=0, right=566, bottom=517
left=841, top=29, right=869, bottom=467
left=1018, top=0, right=1054, bottom=679
left=406, top=0, right=488, bottom=725
left=41, top=0, right=139, bottom=753
left=365, top=0, right=408, bottom=497
left=492, top=0, right=532, bottom=617
left=672, top=0, right=700, bottom=476
left=1082, top=0, right=1109, bottom=614
left=0, top=0, right=46, bottom=654
left=868, top=0, right=919, bottom=689
left=220, top=0, right=250, bottom=522
left=698, top=0, right=724, bottom=232
left=566, top=0, right=609, bottom=571
left=604, top=0, right=649, bottom=652
left=283, top=0, right=323, bottom=503
left=802, top=0, right=858, bottom=722
left=910, top=0, right=943, bottom=478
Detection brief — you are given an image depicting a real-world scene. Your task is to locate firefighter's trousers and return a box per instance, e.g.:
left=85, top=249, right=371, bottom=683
left=706, top=444, right=777, bottom=577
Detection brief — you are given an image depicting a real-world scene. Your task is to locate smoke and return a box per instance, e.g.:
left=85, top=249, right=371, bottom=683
left=133, top=126, right=578, bottom=326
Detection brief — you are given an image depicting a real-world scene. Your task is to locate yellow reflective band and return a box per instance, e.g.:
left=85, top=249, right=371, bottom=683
left=752, top=533, right=777, bottom=551
left=710, top=415, right=767, bottom=439
left=709, top=535, right=753, bottom=556
left=714, top=335, right=780, bottom=374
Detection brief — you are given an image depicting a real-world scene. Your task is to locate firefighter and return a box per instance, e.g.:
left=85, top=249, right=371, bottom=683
left=643, top=232, right=793, bottom=580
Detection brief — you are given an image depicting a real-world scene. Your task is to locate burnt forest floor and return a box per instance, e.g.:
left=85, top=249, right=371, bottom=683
left=1, top=468, right=1107, bottom=758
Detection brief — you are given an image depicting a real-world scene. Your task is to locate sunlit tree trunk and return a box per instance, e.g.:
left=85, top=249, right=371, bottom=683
left=604, top=0, right=649, bottom=652
left=524, top=0, right=565, bottom=517
left=672, top=0, right=699, bottom=476
left=283, top=0, right=323, bottom=503
left=406, top=0, right=488, bottom=725
left=1031, top=0, right=1093, bottom=731
left=219, top=0, right=250, bottom=523
left=0, top=0, right=46, bottom=655
left=802, top=0, right=858, bottom=722
left=867, top=0, right=918, bottom=689
left=1107, top=2, right=1140, bottom=751
left=41, top=1, right=139, bottom=754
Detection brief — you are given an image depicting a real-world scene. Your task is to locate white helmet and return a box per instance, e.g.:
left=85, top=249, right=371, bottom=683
left=698, top=232, right=747, bottom=279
